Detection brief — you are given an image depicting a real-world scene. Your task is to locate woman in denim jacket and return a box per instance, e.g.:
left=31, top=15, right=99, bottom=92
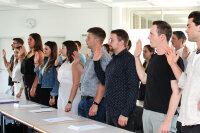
left=34, top=41, right=61, bottom=108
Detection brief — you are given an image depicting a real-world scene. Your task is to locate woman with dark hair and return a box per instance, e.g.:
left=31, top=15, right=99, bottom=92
left=138, top=44, right=155, bottom=104
left=103, top=44, right=110, bottom=53
left=34, top=41, right=61, bottom=108
left=21, top=33, right=44, bottom=102
left=57, top=41, right=83, bottom=114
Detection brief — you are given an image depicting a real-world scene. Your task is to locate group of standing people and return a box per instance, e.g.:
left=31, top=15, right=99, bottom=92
left=2, top=10, right=200, bottom=133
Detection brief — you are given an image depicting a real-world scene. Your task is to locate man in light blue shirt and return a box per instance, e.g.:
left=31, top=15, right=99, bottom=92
left=78, top=27, right=111, bottom=122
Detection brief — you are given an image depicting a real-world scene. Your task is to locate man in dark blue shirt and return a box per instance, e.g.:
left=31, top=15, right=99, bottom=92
left=93, top=29, right=139, bottom=131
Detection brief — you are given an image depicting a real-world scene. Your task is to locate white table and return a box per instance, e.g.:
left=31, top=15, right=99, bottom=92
left=0, top=94, right=132, bottom=133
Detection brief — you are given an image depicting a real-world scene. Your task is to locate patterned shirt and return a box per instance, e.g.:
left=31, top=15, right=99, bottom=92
left=80, top=48, right=111, bottom=97
left=94, top=49, right=139, bottom=117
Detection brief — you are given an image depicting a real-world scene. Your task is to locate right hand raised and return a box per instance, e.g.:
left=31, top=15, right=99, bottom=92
left=93, top=45, right=103, bottom=61
left=6, top=62, right=10, bottom=69
left=165, top=45, right=180, bottom=67
left=72, top=51, right=81, bottom=64
left=2, top=49, right=6, bottom=57
left=54, top=53, right=60, bottom=66
left=134, top=39, right=142, bottom=58
left=34, top=52, right=39, bottom=64
left=19, top=45, right=25, bottom=56
left=182, top=45, right=190, bottom=60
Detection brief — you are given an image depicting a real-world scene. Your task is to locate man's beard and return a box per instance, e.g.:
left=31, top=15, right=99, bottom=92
left=110, top=48, right=114, bottom=52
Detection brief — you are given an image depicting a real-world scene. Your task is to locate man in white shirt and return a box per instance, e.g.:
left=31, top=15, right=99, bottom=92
left=166, top=11, right=200, bottom=133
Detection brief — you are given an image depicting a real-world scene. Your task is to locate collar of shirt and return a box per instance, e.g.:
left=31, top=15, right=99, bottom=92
left=196, top=49, right=200, bottom=54
left=113, top=49, right=128, bottom=58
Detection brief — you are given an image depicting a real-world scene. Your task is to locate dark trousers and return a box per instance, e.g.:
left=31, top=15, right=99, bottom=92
left=23, top=75, right=39, bottom=103
left=24, top=84, right=40, bottom=103
left=106, top=113, right=135, bottom=132
left=78, top=98, right=105, bottom=123
left=181, top=125, right=200, bottom=133
left=38, top=87, right=58, bottom=108
left=177, top=121, right=182, bottom=133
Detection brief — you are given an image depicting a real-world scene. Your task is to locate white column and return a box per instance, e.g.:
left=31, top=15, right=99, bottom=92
left=112, top=7, right=122, bottom=30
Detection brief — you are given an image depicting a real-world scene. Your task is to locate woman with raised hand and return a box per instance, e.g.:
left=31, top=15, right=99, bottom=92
left=138, top=45, right=155, bottom=105
left=34, top=41, right=61, bottom=108
left=7, top=45, right=26, bottom=98
left=57, top=41, right=83, bottom=114
left=21, top=33, right=44, bottom=102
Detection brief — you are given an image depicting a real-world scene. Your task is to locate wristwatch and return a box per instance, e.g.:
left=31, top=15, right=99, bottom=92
left=68, top=100, right=72, bottom=104
left=93, top=101, right=99, bottom=106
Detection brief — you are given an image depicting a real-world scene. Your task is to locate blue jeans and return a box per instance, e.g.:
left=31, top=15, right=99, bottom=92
left=78, top=98, right=105, bottom=122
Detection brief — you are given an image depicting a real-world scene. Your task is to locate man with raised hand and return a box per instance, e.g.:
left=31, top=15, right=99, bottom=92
left=166, top=11, right=200, bottom=133
left=134, top=20, right=184, bottom=133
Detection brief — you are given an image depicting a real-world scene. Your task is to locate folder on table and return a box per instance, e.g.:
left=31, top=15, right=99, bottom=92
left=0, top=99, right=19, bottom=104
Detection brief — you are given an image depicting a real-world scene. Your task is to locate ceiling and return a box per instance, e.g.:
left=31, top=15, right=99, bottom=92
left=0, top=0, right=200, bottom=28
left=0, top=0, right=200, bottom=10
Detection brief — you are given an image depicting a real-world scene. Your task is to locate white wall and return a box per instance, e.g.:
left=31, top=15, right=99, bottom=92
left=0, top=8, right=112, bottom=93
left=0, top=8, right=112, bottom=40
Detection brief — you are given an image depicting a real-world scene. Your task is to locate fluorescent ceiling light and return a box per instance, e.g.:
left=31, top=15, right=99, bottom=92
left=99, top=0, right=112, bottom=2
left=42, top=0, right=64, bottom=4
left=0, top=0, right=16, bottom=4
left=151, top=1, right=198, bottom=7
left=64, top=3, right=81, bottom=8
left=48, top=0, right=64, bottom=3
left=170, top=23, right=187, bottom=25
left=20, top=4, right=39, bottom=9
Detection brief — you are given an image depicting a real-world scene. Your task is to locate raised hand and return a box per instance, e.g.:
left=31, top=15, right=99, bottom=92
left=182, top=45, right=190, bottom=60
left=134, top=39, right=142, bottom=57
left=93, top=45, right=103, bottom=61
left=2, top=49, right=6, bottom=57
left=54, top=53, right=60, bottom=66
left=5, top=62, right=10, bottom=69
left=72, top=51, right=81, bottom=64
left=19, top=45, right=25, bottom=56
left=34, top=52, right=39, bottom=64
left=165, top=45, right=180, bottom=67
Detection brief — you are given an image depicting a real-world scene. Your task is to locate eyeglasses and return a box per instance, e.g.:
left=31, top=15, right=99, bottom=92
left=108, top=38, right=113, bottom=43
left=11, top=42, right=18, bottom=45
left=108, top=38, right=121, bottom=43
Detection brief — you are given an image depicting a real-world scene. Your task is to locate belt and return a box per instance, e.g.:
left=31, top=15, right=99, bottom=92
left=81, top=96, right=94, bottom=100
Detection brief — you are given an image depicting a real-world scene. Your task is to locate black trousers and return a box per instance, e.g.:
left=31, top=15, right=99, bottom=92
left=23, top=74, right=39, bottom=103
left=106, top=113, right=135, bottom=132
left=182, top=124, right=200, bottom=133
left=37, top=86, right=58, bottom=108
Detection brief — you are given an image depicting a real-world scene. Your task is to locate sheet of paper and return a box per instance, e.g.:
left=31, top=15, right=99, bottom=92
left=43, top=116, right=75, bottom=123
left=68, top=124, right=105, bottom=131
left=0, top=99, right=19, bottom=104
left=18, top=104, right=40, bottom=108
left=29, top=108, right=55, bottom=113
